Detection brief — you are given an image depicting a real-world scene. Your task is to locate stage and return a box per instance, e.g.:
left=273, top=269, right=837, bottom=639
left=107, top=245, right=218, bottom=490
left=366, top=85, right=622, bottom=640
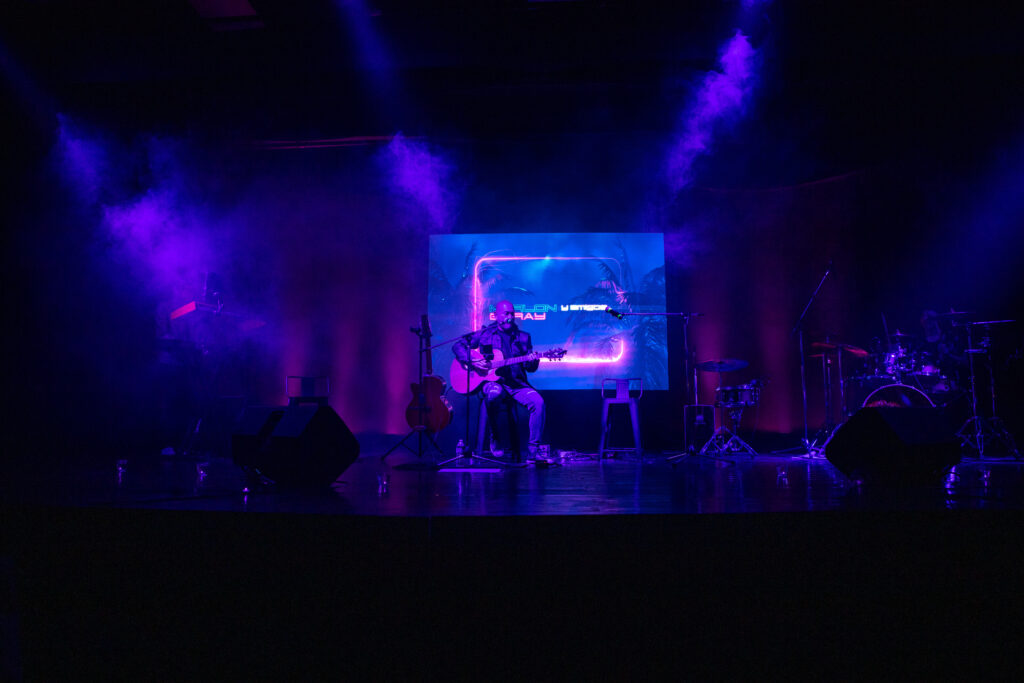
left=5, top=448, right=1024, bottom=679
left=5, top=0, right=1024, bottom=678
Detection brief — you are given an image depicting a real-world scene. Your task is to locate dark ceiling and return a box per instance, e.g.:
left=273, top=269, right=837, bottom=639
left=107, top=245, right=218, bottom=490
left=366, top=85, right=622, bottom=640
left=3, top=1, right=1024, bottom=169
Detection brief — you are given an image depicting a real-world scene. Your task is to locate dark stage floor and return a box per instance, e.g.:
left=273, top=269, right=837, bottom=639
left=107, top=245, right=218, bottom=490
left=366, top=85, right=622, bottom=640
left=6, top=447, right=1024, bottom=516
left=6, top=448, right=1024, bottom=680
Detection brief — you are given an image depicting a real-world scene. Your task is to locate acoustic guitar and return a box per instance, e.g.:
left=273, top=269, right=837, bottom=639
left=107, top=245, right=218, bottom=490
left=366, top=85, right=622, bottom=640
left=404, top=314, right=454, bottom=433
left=449, top=347, right=567, bottom=394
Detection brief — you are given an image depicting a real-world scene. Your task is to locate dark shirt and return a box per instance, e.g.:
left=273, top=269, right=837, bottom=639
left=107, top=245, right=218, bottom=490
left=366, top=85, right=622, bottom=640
left=453, top=324, right=538, bottom=388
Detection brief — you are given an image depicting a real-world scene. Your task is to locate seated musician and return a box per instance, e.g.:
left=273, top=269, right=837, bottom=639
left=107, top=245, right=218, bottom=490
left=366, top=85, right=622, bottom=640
left=453, top=300, right=547, bottom=462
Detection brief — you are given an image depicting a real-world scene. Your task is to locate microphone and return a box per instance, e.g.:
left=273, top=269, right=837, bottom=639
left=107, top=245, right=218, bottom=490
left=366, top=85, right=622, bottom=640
left=606, top=307, right=626, bottom=320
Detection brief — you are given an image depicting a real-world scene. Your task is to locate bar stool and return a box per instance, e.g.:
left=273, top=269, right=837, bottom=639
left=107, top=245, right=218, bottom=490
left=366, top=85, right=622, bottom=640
left=599, top=378, right=642, bottom=458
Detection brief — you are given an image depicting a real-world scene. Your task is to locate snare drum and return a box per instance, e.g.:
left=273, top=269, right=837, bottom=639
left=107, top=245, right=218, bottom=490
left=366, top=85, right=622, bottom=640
left=716, top=383, right=761, bottom=407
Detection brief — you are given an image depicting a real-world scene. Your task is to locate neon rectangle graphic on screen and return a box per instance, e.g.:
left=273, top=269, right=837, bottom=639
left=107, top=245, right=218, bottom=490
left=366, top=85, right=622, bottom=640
left=473, top=256, right=625, bottom=364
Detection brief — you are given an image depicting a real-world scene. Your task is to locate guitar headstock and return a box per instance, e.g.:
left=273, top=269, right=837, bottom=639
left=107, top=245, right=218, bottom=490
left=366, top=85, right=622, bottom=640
left=542, top=348, right=567, bottom=361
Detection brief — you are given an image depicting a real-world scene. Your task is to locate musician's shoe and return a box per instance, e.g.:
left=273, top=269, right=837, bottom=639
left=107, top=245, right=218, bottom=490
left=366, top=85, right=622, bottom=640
left=527, top=447, right=555, bottom=465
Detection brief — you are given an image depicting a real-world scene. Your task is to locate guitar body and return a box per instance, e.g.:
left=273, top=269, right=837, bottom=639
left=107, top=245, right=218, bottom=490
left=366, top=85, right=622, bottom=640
left=405, top=375, right=453, bottom=433
left=449, top=347, right=566, bottom=394
left=450, top=348, right=509, bottom=394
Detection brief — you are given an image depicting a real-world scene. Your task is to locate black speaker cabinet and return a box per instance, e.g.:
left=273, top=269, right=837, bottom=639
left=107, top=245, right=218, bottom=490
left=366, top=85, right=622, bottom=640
left=232, top=404, right=360, bottom=488
left=825, top=407, right=961, bottom=485
left=685, top=405, right=715, bottom=452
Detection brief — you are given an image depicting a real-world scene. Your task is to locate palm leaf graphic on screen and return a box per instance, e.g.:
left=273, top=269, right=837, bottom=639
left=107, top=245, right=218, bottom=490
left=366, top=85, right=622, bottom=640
left=567, top=245, right=666, bottom=387
left=428, top=243, right=532, bottom=327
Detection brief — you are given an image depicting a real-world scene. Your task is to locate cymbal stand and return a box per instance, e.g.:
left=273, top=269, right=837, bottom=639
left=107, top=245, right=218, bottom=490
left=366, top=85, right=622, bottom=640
left=791, top=261, right=832, bottom=457
left=957, top=323, right=1021, bottom=459
left=836, top=346, right=848, bottom=421
left=807, top=349, right=845, bottom=456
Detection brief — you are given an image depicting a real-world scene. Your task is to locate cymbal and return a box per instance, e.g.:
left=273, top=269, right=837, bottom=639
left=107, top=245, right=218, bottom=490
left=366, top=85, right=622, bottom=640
left=938, top=310, right=974, bottom=318
left=890, top=331, right=915, bottom=338
left=811, top=341, right=869, bottom=358
left=696, top=359, right=748, bottom=373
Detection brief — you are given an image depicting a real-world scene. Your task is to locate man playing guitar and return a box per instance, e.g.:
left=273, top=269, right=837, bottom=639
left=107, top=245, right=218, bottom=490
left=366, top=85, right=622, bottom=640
left=453, top=300, right=548, bottom=462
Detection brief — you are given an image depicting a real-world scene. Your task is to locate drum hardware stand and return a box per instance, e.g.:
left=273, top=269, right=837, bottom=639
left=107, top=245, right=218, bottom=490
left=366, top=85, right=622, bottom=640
left=791, top=261, right=832, bottom=457
left=667, top=356, right=749, bottom=464
left=956, top=321, right=1021, bottom=459
left=698, top=369, right=757, bottom=457
left=700, top=402, right=758, bottom=456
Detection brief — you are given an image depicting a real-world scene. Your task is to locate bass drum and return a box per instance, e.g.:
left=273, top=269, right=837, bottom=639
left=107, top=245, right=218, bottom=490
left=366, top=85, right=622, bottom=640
left=861, top=383, right=934, bottom=409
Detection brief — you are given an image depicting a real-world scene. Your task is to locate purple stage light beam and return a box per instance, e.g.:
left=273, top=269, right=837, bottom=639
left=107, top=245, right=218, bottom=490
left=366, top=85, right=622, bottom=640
left=383, top=133, right=458, bottom=230
left=667, top=30, right=758, bottom=193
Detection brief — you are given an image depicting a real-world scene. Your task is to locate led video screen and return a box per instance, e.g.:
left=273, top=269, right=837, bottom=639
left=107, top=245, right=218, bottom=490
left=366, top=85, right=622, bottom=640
left=428, top=233, right=667, bottom=390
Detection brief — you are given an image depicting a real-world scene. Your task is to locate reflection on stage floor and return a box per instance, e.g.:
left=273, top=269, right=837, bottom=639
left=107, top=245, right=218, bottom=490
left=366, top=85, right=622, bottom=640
left=7, top=447, right=1024, bottom=516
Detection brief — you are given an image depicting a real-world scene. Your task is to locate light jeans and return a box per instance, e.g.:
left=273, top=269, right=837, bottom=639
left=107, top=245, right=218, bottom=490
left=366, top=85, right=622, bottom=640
left=481, top=382, right=546, bottom=452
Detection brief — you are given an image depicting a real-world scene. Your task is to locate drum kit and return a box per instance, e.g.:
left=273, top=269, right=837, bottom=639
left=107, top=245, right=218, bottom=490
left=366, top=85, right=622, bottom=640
left=682, top=311, right=1020, bottom=459
left=814, top=312, right=1020, bottom=458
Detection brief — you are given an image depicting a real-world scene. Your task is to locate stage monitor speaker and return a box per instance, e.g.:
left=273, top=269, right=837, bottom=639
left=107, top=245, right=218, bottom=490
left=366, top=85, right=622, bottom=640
left=685, top=405, right=714, bottom=452
left=232, top=404, right=359, bottom=488
left=824, top=407, right=961, bottom=485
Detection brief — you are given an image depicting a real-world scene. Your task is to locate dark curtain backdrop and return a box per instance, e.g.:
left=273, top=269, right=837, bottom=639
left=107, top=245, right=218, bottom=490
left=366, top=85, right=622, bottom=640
left=6, top=129, right=1021, bottom=458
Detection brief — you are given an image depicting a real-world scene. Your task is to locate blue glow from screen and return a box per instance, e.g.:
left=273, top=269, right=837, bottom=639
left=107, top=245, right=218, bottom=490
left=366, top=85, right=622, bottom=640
left=428, top=233, right=667, bottom=390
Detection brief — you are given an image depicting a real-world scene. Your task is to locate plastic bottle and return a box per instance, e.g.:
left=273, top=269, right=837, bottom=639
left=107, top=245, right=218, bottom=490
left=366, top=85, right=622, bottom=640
left=456, top=439, right=465, bottom=459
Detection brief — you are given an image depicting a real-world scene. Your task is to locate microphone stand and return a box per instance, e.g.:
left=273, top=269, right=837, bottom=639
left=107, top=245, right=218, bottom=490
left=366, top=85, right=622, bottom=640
left=605, top=309, right=703, bottom=405
left=435, top=321, right=510, bottom=469
left=609, top=309, right=711, bottom=464
left=790, top=263, right=832, bottom=457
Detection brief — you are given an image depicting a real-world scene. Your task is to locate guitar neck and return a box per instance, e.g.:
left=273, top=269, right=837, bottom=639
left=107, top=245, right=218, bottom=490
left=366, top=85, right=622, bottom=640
left=495, top=353, right=539, bottom=368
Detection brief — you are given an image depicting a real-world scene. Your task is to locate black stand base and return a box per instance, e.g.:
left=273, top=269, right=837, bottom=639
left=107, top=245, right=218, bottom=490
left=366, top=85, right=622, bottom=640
left=381, top=427, right=445, bottom=467
left=436, top=451, right=518, bottom=469
left=958, top=416, right=1022, bottom=459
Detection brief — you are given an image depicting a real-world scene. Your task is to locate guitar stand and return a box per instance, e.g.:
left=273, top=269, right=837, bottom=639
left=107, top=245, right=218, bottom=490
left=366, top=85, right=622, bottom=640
left=381, top=425, right=445, bottom=463
left=382, top=317, right=450, bottom=468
